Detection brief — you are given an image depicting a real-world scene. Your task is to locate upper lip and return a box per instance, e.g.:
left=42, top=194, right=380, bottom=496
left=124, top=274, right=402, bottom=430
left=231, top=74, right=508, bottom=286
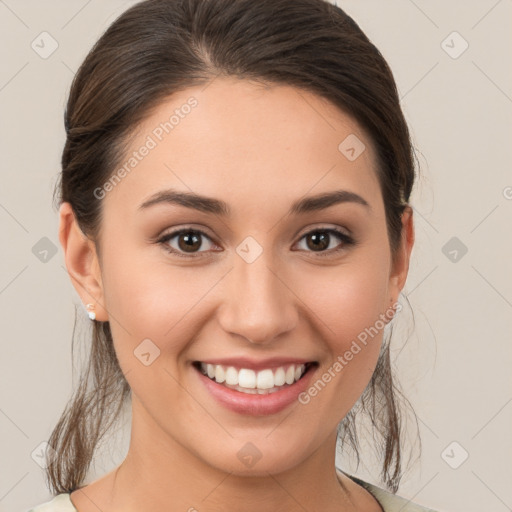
left=194, top=357, right=317, bottom=371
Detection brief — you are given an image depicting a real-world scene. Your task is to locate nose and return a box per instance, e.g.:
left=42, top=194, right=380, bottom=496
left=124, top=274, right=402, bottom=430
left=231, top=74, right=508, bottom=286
left=217, top=249, right=298, bottom=345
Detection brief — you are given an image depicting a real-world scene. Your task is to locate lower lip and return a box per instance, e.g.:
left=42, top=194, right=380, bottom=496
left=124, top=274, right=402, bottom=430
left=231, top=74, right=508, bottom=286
left=195, top=365, right=317, bottom=416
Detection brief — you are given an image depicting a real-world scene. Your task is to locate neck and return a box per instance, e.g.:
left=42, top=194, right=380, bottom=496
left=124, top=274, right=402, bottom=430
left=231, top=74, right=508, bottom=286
left=104, top=398, right=359, bottom=512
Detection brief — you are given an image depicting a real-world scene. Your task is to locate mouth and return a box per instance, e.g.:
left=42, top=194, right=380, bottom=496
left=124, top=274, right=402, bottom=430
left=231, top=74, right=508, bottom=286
left=193, top=361, right=317, bottom=395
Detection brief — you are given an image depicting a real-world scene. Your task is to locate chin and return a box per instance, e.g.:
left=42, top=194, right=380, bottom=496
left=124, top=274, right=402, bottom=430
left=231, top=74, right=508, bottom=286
left=195, top=433, right=318, bottom=477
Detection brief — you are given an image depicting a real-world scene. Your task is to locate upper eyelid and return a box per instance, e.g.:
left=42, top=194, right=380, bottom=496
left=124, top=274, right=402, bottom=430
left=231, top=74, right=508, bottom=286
left=158, top=226, right=217, bottom=244
left=159, top=225, right=351, bottom=251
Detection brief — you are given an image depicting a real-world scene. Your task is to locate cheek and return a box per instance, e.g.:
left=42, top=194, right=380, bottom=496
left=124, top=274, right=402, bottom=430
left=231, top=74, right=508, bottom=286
left=101, top=257, right=201, bottom=409
left=101, top=248, right=213, bottom=361
left=299, top=257, right=390, bottom=348
left=295, top=252, right=391, bottom=405
left=291, top=279, right=387, bottom=422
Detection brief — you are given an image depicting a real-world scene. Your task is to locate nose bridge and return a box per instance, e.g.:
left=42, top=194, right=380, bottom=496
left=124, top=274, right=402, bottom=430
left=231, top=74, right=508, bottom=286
left=218, top=240, right=297, bottom=344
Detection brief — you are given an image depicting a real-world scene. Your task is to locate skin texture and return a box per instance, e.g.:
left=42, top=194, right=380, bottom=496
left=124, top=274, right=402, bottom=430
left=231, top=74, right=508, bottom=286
left=59, top=77, right=414, bottom=511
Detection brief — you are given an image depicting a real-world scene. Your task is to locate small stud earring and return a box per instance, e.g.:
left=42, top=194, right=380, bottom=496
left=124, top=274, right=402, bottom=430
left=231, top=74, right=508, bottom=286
left=85, top=303, right=96, bottom=321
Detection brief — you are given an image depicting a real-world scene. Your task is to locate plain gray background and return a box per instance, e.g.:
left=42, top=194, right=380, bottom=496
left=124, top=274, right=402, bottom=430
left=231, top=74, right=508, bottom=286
left=1, top=1, right=511, bottom=511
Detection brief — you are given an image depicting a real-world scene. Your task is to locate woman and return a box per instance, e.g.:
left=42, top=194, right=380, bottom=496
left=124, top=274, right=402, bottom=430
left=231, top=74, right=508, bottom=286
left=29, top=0, right=437, bottom=510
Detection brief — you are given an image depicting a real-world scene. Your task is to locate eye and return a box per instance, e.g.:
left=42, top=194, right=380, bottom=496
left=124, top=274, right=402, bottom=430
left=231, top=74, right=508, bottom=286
left=156, top=226, right=355, bottom=259
left=157, top=228, right=217, bottom=258
left=294, top=228, right=355, bottom=257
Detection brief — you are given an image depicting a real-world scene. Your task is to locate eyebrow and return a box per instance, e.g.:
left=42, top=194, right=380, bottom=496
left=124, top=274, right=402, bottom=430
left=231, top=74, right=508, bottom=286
left=138, top=188, right=371, bottom=216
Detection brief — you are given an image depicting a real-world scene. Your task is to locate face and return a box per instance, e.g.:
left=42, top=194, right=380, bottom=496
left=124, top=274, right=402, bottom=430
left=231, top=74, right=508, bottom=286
left=66, top=77, right=411, bottom=477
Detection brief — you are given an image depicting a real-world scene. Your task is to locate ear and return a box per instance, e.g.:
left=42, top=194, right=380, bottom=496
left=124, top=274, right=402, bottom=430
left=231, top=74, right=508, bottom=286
left=58, top=202, right=108, bottom=322
left=388, top=205, right=415, bottom=304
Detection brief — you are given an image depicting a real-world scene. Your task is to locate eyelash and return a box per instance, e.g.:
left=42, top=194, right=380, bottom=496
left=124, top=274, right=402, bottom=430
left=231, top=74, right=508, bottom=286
left=156, top=226, right=356, bottom=259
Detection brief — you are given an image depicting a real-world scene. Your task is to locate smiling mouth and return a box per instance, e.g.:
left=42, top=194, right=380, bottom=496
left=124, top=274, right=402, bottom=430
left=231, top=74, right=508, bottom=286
left=193, top=361, right=318, bottom=395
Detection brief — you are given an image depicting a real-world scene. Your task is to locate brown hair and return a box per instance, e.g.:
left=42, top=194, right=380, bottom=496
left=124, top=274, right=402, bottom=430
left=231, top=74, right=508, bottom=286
left=49, top=0, right=420, bottom=495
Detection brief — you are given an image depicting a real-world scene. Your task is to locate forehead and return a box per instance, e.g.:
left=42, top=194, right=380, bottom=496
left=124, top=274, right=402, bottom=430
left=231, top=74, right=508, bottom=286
left=103, top=77, right=382, bottom=216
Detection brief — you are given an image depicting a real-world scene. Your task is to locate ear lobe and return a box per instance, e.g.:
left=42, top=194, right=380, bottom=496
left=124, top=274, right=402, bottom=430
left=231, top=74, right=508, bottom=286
left=58, top=202, right=108, bottom=322
left=389, top=205, right=415, bottom=299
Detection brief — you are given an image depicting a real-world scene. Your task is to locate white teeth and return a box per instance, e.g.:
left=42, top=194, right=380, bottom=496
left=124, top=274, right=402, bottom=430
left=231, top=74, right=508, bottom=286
left=285, top=366, right=295, bottom=385
left=225, top=366, right=239, bottom=385
left=274, top=367, right=286, bottom=386
left=256, top=369, right=274, bottom=389
left=215, top=365, right=225, bottom=383
left=198, top=362, right=310, bottom=392
left=238, top=369, right=256, bottom=388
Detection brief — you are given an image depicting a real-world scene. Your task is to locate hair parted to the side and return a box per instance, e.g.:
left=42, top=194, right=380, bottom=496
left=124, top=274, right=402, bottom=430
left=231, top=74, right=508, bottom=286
left=48, top=0, right=420, bottom=495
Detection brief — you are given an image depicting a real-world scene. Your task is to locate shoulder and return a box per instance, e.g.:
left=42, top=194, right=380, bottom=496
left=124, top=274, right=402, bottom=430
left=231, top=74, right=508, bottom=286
left=337, top=468, right=439, bottom=512
left=27, top=493, right=77, bottom=512
left=27, top=476, right=440, bottom=512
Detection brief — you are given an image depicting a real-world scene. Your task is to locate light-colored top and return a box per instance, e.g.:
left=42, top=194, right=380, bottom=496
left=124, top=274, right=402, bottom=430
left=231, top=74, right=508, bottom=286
left=27, top=469, right=438, bottom=511
left=345, top=472, right=438, bottom=512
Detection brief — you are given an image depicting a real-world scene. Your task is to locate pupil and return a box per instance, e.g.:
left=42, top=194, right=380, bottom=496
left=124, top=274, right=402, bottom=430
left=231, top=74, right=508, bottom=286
left=308, top=232, right=329, bottom=251
left=176, top=231, right=331, bottom=253
left=179, top=232, right=201, bottom=252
